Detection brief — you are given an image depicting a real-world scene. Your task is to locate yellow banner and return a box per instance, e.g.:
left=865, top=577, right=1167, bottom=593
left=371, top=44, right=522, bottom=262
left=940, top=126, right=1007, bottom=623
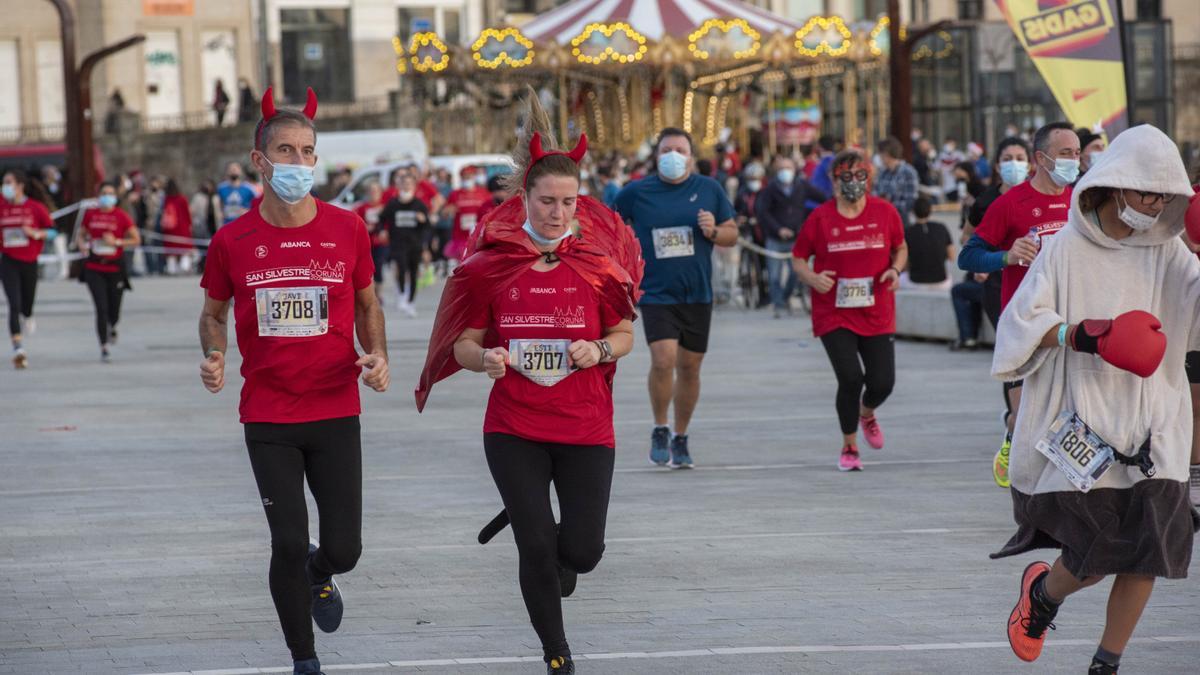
left=995, top=0, right=1128, bottom=137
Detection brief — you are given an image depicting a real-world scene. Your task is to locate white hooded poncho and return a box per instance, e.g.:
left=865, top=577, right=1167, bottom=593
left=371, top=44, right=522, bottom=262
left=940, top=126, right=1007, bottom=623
left=990, top=125, right=1200, bottom=578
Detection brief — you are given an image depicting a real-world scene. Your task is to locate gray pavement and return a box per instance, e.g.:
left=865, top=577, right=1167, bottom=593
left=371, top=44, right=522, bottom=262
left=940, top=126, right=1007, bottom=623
left=1, top=276, right=1196, bottom=674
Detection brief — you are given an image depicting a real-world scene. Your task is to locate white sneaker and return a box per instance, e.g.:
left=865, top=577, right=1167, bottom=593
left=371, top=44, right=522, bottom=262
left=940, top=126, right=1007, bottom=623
left=20, top=317, right=35, bottom=335
left=12, top=348, right=27, bottom=370
left=395, top=296, right=408, bottom=311
left=403, top=303, right=417, bottom=319
left=1190, top=465, right=1200, bottom=508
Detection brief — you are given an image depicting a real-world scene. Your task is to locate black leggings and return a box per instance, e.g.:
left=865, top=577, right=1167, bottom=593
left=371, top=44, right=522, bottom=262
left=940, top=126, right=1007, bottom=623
left=819, top=329, right=896, bottom=435
left=483, top=432, right=615, bottom=662
left=84, top=269, right=125, bottom=345
left=0, top=255, right=37, bottom=338
left=244, top=416, right=363, bottom=662
left=392, top=240, right=421, bottom=302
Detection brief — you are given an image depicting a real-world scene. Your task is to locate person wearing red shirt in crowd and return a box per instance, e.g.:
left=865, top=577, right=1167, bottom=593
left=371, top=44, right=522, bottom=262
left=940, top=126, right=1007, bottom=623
left=792, top=149, right=908, bottom=471
left=0, top=169, right=55, bottom=369
left=197, top=87, right=389, bottom=675
left=76, top=182, right=140, bottom=362
left=160, top=179, right=194, bottom=274
left=382, top=164, right=443, bottom=213
left=443, top=166, right=492, bottom=262
left=417, top=95, right=642, bottom=675
left=957, top=121, right=1079, bottom=488
left=354, top=181, right=389, bottom=299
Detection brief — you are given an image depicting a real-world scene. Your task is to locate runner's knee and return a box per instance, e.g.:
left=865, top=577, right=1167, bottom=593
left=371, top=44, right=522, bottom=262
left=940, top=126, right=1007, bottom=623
left=558, top=540, right=604, bottom=574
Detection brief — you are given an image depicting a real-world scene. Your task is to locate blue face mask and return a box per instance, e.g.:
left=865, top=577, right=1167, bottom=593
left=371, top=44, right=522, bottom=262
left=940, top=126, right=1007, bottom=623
left=1, top=184, right=15, bottom=201
left=1042, top=156, right=1080, bottom=187
left=99, top=194, right=118, bottom=209
left=657, top=151, right=689, bottom=181
left=522, top=220, right=572, bottom=247
left=776, top=169, right=795, bottom=185
left=998, top=160, right=1029, bottom=187
left=263, top=157, right=315, bottom=204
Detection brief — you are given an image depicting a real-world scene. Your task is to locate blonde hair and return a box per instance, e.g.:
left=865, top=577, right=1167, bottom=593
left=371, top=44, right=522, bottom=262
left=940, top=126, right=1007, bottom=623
left=502, top=86, right=579, bottom=194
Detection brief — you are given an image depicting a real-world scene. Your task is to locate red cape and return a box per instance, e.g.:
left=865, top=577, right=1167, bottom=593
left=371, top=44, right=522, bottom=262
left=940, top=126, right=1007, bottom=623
left=414, top=195, right=644, bottom=411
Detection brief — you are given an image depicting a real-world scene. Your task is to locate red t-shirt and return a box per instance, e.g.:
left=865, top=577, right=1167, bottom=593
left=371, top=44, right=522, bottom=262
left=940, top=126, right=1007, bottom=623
left=974, top=181, right=1072, bottom=309
left=354, top=200, right=388, bottom=247
left=447, top=187, right=493, bottom=243
left=792, top=196, right=905, bottom=338
left=0, top=198, right=54, bottom=263
left=201, top=200, right=375, bottom=424
left=473, top=263, right=622, bottom=447
left=81, top=207, right=135, bottom=273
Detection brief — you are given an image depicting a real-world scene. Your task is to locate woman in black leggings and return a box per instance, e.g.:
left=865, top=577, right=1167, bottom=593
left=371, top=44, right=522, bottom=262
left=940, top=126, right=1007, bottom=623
left=792, top=149, right=908, bottom=471
left=419, top=100, right=641, bottom=674
left=77, top=182, right=140, bottom=361
left=0, top=170, right=55, bottom=369
left=378, top=169, right=429, bottom=318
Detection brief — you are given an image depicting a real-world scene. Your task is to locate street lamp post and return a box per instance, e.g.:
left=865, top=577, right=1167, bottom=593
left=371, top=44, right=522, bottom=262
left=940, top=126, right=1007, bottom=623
left=46, top=0, right=83, bottom=202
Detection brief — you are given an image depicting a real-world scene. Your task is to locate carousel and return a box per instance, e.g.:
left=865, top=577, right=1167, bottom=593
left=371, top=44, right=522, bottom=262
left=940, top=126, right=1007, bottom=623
left=395, top=0, right=922, bottom=157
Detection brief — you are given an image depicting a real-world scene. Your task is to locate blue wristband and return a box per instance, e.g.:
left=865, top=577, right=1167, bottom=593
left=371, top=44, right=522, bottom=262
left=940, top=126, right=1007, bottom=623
left=1057, top=323, right=1069, bottom=347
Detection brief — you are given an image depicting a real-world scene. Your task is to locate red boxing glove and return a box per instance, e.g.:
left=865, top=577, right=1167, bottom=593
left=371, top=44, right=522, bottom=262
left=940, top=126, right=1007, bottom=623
left=1186, top=192, right=1200, bottom=244
left=1069, top=310, right=1167, bottom=378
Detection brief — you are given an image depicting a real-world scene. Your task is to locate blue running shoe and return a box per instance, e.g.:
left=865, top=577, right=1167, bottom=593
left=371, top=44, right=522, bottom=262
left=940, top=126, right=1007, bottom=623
left=307, top=543, right=344, bottom=633
left=650, top=426, right=670, bottom=465
left=669, top=434, right=694, bottom=469
left=293, top=657, right=324, bottom=674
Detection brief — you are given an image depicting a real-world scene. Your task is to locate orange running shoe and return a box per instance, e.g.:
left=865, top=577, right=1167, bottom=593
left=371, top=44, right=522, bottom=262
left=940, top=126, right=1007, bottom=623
left=1007, top=561, right=1057, bottom=662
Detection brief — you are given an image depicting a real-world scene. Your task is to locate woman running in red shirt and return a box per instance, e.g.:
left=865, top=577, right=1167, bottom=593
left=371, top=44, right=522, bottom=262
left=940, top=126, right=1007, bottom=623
left=417, top=96, right=642, bottom=675
left=793, top=149, right=908, bottom=471
left=0, top=169, right=55, bottom=369
left=160, top=179, right=194, bottom=274
left=76, top=181, right=141, bottom=361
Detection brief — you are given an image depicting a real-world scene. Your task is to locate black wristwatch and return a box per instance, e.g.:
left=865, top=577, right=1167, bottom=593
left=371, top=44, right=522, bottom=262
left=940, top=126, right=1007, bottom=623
left=593, top=339, right=613, bottom=362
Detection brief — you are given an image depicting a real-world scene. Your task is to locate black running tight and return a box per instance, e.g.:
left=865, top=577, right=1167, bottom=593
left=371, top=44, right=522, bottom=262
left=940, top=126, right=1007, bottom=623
left=244, top=416, right=363, bottom=661
left=483, top=432, right=614, bottom=662
left=0, top=255, right=37, bottom=338
left=84, top=269, right=124, bottom=345
left=819, top=329, right=896, bottom=435
left=392, top=240, right=422, bottom=303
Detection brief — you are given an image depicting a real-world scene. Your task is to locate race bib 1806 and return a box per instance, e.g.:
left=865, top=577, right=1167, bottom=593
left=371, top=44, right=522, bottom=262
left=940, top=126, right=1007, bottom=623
left=836, top=276, right=875, bottom=308
left=459, top=213, right=477, bottom=232
left=91, top=241, right=118, bottom=257
left=509, top=338, right=573, bottom=386
left=255, top=286, right=329, bottom=337
left=652, top=226, right=695, bottom=259
left=393, top=211, right=419, bottom=228
left=1035, top=411, right=1115, bottom=492
left=2, top=227, right=30, bottom=248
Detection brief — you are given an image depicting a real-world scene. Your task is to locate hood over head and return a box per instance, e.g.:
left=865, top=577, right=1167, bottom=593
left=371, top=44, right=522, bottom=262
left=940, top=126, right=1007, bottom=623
left=1069, top=124, right=1193, bottom=249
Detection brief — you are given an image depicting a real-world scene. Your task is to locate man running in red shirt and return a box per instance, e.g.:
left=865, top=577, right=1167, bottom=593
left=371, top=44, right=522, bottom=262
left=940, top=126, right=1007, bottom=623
left=197, top=87, right=389, bottom=675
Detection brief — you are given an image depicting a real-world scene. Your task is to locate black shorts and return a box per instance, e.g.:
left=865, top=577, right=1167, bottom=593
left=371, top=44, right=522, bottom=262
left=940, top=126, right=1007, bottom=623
left=1187, top=351, right=1200, bottom=385
left=640, top=303, right=713, bottom=353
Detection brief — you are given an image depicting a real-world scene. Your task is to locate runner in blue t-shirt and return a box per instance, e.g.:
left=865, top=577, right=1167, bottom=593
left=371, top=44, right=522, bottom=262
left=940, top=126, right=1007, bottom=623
left=216, top=162, right=258, bottom=226
left=614, top=127, right=736, bottom=469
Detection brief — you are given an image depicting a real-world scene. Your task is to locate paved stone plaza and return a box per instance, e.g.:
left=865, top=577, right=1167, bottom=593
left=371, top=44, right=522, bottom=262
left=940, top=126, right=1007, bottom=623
left=1, top=277, right=1197, bottom=674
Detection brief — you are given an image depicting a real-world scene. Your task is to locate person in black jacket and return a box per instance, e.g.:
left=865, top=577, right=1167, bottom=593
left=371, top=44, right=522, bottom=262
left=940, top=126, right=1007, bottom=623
left=755, top=156, right=828, bottom=317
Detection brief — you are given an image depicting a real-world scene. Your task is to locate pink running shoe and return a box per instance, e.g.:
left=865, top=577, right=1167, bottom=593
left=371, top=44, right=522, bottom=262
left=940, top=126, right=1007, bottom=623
left=838, top=445, right=863, bottom=471
left=860, top=415, right=885, bottom=449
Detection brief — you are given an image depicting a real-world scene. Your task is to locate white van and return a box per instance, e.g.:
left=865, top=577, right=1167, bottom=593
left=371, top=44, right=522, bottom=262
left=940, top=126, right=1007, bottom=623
left=331, top=154, right=513, bottom=209
left=312, top=128, right=427, bottom=187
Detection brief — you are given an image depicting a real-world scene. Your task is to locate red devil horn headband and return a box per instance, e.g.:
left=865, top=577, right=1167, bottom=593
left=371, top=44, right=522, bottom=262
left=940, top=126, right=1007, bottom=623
left=255, top=86, right=319, bottom=147
left=523, top=132, right=588, bottom=189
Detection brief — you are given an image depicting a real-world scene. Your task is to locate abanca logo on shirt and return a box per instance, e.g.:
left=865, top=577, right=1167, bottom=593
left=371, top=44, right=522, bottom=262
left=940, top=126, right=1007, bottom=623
left=280, top=241, right=311, bottom=248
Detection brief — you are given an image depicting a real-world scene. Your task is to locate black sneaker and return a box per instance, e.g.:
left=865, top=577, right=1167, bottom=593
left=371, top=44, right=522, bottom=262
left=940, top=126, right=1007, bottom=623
left=547, top=656, right=575, bottom=674
left=669, top=434, right=694, bottom=469
left=1089, top=658, right=1119, bottom=674
left=307, top=543, right=344, bottom=633
left=293, top=657, right=325, bottom=674
left=650, top=426, right=670, bottom=465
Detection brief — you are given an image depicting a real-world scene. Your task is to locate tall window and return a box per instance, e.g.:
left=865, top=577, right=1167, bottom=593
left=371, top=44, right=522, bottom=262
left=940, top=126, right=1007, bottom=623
left=1136, top=0, right=1162, bottom=19
left=958, top=0, right=983, bottom=20
left=397, top=7, right=437, bottom=44
left=280, top=9, right=353, bottom=103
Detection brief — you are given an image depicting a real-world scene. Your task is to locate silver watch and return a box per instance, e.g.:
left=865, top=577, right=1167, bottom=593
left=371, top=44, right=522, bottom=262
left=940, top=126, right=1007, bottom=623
left=593, top=339, right=613, bottom=362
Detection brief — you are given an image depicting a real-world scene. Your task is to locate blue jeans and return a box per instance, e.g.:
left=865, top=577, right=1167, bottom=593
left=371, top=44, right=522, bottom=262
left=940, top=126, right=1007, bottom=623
left=766, top=237, right=797, bottom=310
left=951, top=279, right=983, bottom=342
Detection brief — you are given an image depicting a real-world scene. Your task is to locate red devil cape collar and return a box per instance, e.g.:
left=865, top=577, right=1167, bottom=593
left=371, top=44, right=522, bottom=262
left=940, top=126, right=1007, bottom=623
left=415, top=194, right=644, bottom=411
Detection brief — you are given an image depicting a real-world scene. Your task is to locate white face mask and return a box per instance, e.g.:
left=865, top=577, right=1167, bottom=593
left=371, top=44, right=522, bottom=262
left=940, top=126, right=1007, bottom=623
left=747, top=180, right=762, bottom=192
left=1116, top=191, right=1159, bottom=231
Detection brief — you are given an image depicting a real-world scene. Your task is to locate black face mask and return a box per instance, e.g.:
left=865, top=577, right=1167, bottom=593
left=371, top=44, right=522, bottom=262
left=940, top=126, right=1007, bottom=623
left=228, top=175, right=240, bottom=183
